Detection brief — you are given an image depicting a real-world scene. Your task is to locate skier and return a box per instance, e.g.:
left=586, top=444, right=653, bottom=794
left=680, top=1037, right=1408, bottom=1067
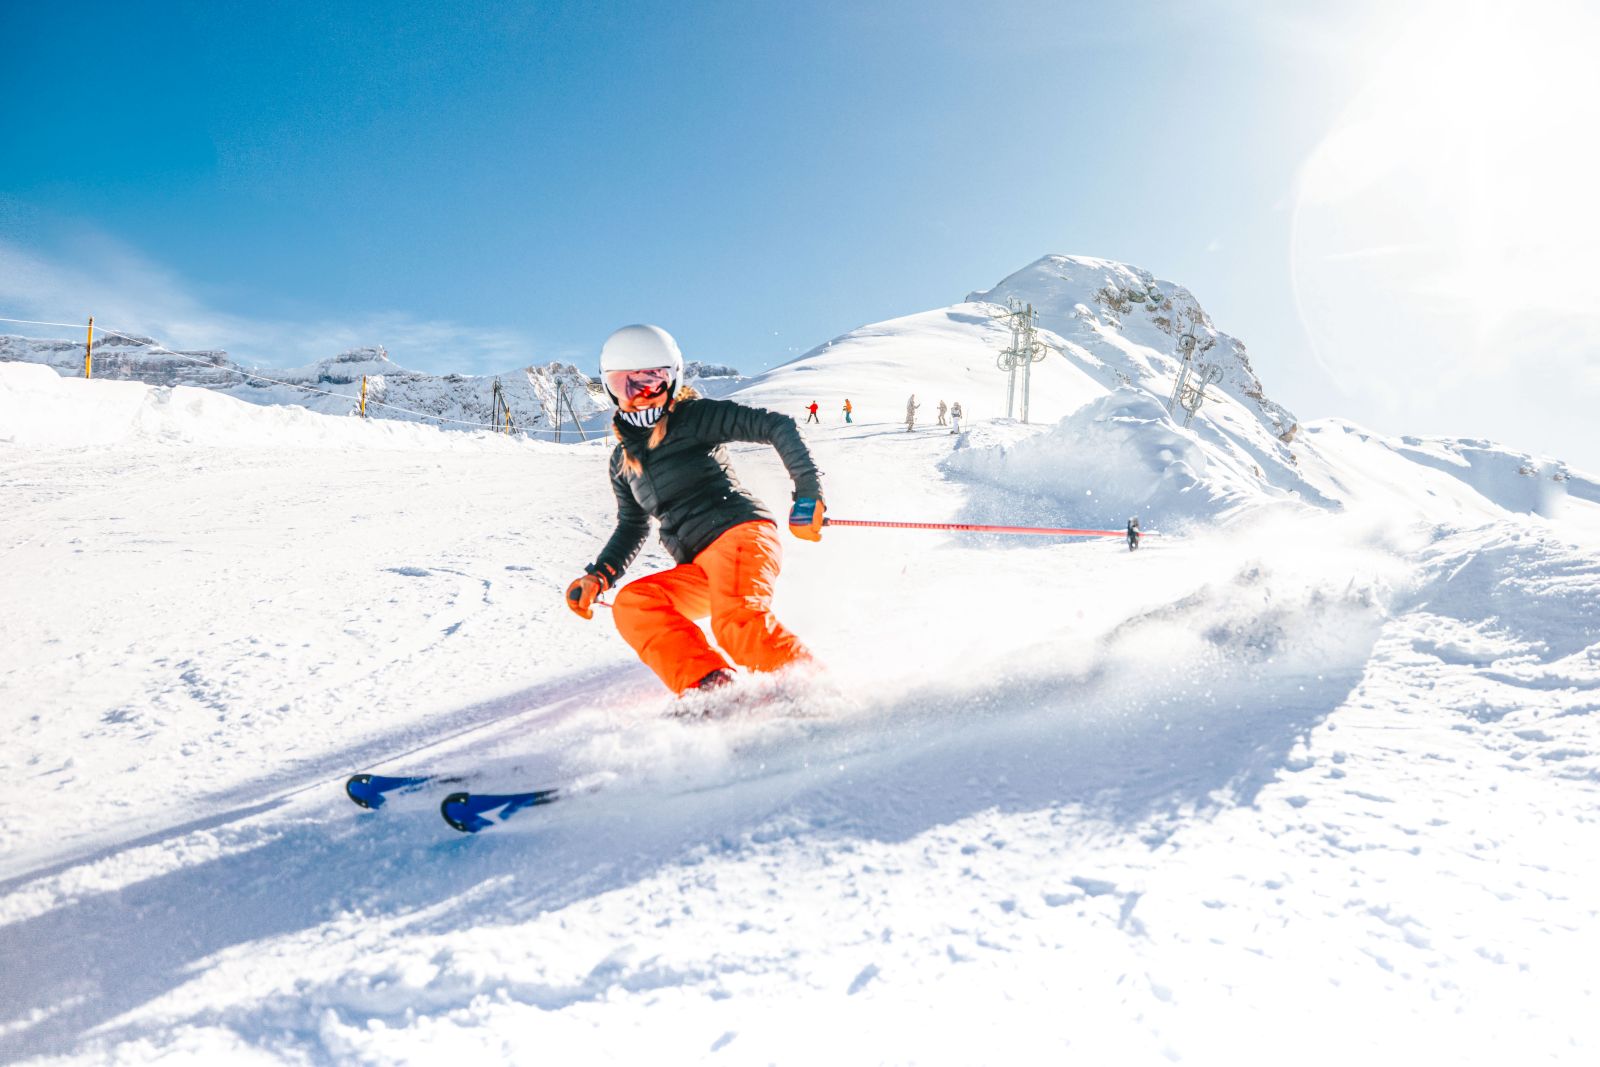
left=842, top=398, right=853, bottom=424
left=805, top=400, right=820, bottom=424
left=905, top=394, right=919, bottom=432
left=949, top=401, right=963, bottom=434
left=936, top=399, right=948, bottom=426
left=565, top=325, right=827, bottom=696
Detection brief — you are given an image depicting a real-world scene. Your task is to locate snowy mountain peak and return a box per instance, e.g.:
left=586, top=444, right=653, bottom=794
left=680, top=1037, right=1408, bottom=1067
left=277, top=346, right=405, bottom=385
left=967, top=253, right=1296, bottom=443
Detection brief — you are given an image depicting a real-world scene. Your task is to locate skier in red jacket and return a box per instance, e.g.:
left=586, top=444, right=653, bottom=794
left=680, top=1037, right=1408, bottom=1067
left=566, top=325, right=827, bottom=696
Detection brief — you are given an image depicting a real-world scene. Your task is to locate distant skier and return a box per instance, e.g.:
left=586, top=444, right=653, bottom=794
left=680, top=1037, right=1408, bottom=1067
left=1127, top=517, right=1141, bottom=552
left=949, top=401, right=963, bottom=434
left=905, top=394, right=919, bottom=432
left=565, top=325, right=826, bottom=696
left=842, top=398, right=853, bottom=424
left=805, top=401, right=820, bottom=424
left=936, top=399, right=948, bottom=426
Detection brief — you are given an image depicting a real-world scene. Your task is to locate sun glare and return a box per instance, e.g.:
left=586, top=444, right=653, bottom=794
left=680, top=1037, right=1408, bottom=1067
left=1292, top=0, right=1600, bottom=392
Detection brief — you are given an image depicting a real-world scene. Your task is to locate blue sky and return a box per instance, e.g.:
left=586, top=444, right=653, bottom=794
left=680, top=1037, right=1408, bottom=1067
left=4, top=1, right=1597, bottom=469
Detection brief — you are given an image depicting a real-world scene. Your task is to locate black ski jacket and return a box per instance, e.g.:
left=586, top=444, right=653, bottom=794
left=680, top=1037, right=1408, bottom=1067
left=594, top=398, right=824, bottom=578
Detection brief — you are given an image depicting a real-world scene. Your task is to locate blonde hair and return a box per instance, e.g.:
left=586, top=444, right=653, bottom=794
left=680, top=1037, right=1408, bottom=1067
left=614, top=384, right=700, bottom=477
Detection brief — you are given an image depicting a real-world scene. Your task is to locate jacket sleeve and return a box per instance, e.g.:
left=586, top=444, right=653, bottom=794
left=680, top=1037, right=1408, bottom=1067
left=593, top=448, right=652, bottom=577
left=694, top=399, right=824, bottom=500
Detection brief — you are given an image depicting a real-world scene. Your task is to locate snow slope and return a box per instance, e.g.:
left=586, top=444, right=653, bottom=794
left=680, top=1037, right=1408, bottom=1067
left=740, top=255, right=1337, bottom=529
left=3, top=256, right=1599, bottom=1065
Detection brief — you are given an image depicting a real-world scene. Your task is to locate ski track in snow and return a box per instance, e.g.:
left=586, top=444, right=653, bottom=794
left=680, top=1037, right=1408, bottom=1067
left=3, top=367, right=1600, bottom=1063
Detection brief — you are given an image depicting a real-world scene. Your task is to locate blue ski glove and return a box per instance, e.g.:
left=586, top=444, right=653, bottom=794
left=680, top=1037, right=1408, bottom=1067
left=789, top=497, right=825, bottom=542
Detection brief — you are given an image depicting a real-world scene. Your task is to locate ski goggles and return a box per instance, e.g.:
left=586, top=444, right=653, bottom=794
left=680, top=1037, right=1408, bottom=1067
left=604, top=366, right=674, bottom=403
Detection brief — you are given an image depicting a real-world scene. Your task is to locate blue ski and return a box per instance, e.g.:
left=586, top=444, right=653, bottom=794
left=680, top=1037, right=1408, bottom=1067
left=345, top=772, right=466, bottom=810
left=440, top=788, right=563, bottom=833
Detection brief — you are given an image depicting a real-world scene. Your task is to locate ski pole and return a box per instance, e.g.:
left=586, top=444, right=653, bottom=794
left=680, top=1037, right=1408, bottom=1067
left=822, top=518, right=1148, bottom=538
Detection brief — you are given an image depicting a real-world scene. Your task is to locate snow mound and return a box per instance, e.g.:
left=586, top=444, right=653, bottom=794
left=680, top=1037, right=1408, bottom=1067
left=941, top=389, right=1286, bottom=530
left=1385, top=434, right=1595, bottom=517
left=1296, top=420, right=1600, bottom=525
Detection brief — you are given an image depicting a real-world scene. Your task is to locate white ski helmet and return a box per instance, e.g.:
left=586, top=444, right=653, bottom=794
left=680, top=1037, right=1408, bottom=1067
left=599, top=324, right=684, bottom=402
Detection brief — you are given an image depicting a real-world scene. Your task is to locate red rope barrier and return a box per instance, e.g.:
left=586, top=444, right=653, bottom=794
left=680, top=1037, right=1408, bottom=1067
left=823, top=518, right=1141, bottom=538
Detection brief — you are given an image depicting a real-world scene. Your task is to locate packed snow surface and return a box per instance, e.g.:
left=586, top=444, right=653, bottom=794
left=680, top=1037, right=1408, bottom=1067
left=3, top=257, right=1599, bottom=1065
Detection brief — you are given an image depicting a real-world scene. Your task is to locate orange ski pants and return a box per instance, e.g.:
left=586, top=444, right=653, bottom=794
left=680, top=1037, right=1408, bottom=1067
left=612, top=520, right=810, bottom=694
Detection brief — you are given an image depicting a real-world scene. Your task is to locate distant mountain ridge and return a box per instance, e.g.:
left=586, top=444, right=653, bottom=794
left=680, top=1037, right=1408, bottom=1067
left=0, top=332, right=242, bottom=389
left=0, top=333, right=745, bottom=434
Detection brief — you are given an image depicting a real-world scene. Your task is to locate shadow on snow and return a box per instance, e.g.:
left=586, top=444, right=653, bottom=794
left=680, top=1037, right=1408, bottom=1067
left=0, top=575, right=1384, bottom=1059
